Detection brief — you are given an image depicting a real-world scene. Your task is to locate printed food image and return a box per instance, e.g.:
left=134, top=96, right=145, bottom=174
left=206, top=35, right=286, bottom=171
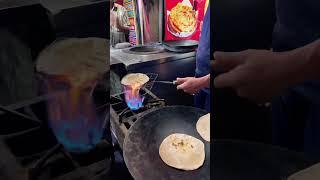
left=168, top=2, right=197, bottom=37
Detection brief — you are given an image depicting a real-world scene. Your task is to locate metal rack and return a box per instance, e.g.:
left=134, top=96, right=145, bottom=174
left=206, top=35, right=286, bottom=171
left=110, top=85, right=165, bottom=149
left=111, top=72, right=158, bottom=100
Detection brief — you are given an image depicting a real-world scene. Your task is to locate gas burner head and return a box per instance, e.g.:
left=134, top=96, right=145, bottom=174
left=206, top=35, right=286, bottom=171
left=118, top=98, right=165, bottom=123
left=122, top=84, right=145, bottom=111
left=111, top=87, right=165, bottom=122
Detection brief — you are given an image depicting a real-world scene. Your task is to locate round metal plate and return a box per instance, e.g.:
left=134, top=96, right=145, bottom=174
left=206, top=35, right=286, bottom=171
left=163, top=40, right=199, bottom=48
left=122, top=46, right=165, bottom=55
left=163, top=43, right=196, bottom=53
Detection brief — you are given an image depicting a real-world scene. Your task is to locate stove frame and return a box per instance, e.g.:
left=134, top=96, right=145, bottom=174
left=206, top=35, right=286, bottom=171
left=0, top=82, right=111, bottom=180
left=110, top=87, right=166, bottom=149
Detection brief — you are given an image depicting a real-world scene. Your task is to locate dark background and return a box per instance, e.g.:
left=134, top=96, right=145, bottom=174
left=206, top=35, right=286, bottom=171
left=212, top=0, right=276, bottom=143
left=0, top=3, right=108, bottom=60
left=0, top=5, right=55, bottom=59
left=0, top=3, right=108, bottom=105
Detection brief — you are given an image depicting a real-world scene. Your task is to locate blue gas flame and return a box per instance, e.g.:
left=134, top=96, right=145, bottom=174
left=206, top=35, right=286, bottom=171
left=50, top=115, right=103, bottom=153
left=126, top=96, right=145, bottom=110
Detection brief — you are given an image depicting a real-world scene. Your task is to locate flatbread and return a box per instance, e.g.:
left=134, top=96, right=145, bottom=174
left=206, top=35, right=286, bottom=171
left=121, top=73, right=149, bottom=87
left=169, top=2, right=197, bottom=33
left=196, top=113, right=210, bottom=142
left=159, top=133, right=205, bottom=171
left=36, top=38, right=109, bottom=88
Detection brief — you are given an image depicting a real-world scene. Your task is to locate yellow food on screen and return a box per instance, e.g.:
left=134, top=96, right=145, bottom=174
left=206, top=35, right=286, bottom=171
left=169, top=3, right=197, bottom=33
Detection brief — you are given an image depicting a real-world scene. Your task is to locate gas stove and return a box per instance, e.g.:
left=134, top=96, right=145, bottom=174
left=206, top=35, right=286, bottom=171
left=0, top=81, right=112, bottom=180
left=110, top=86, right=166, bottom=149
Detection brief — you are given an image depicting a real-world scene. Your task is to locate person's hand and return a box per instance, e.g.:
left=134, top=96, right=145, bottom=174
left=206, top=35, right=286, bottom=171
left=176, top=77, right=201, bottom=94
left=212, top=49, right=300, bottom=103
left=176, top=75, right=209, bottom=94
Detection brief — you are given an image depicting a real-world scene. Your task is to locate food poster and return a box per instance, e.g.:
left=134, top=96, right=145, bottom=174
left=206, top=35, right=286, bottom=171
left=164, top=0, right=207, bottom=41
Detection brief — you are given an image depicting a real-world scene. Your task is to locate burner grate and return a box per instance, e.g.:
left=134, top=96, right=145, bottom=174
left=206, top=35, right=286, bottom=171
left=0, top=85, right=112, bottom=180
left=110, top=86, right=165, bottom=149
left=111, top=87, right=165, bottom=123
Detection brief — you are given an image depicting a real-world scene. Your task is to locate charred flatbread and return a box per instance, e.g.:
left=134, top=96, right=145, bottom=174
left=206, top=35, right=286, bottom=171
left=159, top=133, right=205, bottom=171
left=121, top=73, right=149, bottom=87
left=196, top=113, right=210, bottom=142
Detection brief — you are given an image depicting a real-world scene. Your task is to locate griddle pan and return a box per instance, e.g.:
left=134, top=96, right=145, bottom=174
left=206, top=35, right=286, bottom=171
left=164, top=40, right=199, bottom=47
left=163, top=40, right=199, bottom=53
left=123, top=106, right=210, bottom=180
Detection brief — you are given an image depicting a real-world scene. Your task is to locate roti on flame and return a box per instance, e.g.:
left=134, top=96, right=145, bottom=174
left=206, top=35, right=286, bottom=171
left=121, top=73, right=149, bottom=87
left=196, top=113, right=210, bottom=142
left=159, top=133, right=205, bottom=170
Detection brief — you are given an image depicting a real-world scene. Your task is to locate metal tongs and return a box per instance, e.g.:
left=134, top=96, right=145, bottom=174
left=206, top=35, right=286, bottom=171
left=154, top=80, right=177, bottom=85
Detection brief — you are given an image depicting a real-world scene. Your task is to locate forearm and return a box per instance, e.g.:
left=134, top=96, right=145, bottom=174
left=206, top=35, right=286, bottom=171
left=199, top=74, right=210, bottom=88
left=122, top=25, right=131, bottom=31
left=275, top=40, right=320, bottom=86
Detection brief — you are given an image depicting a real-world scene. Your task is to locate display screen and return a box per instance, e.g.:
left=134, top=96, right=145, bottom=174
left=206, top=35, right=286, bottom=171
left=164, top=0, right=207, bottom=41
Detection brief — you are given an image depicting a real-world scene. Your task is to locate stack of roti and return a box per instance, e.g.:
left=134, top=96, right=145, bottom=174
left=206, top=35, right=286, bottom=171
left=36, top=38, right=109, bottom=88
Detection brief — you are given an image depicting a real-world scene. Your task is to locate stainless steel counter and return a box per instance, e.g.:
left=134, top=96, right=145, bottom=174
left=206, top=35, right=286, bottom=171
left=110, top=47, right=196, bottom=70
left=110, top=46, right=197, bottom=107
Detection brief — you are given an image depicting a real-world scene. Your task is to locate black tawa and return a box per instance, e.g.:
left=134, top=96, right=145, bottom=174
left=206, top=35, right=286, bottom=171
left=123, top=106, right=210, bottom=180
left=163, top=40, right=199, bottom=48
left=163, top=40, right=199, bottom=53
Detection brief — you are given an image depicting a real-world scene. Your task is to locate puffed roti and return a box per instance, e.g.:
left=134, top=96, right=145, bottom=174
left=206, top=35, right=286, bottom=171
left=36, top=38, right=108, bottom=88
left=121, top=73, right=149, bottom=86
left=159, top=133, right=205, bottom=171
